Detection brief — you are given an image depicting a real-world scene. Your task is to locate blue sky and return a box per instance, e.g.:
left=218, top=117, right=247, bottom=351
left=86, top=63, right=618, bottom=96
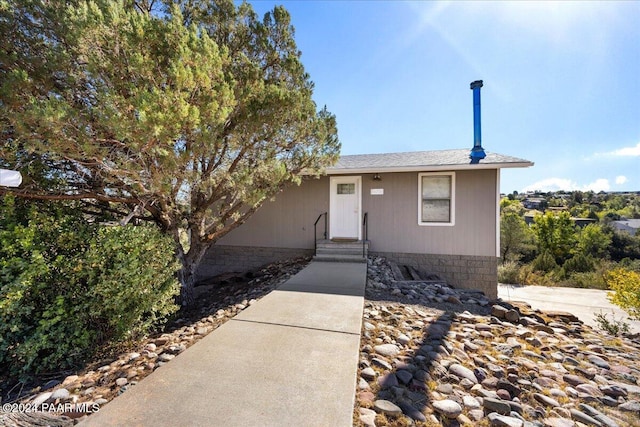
left=249, top=1, right=640, bottom=193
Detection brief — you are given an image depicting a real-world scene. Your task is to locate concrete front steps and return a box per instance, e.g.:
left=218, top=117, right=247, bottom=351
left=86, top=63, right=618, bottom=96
left=314, top=239, right=368, bottom=263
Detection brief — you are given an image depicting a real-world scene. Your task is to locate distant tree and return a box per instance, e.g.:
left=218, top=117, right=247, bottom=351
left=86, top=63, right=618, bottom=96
left=606, top=195, right=627, bottom=211
left=606, top=225, right=640, bottom=262
left=538, top=199, right=549, bottom=211
left=631, top=195, right=640, bottom=219
left=548, top=197, right=565, bottom=208
left=567, top=191, right=579, bottom=209
left=599, top=194, right=640, bottom=220
left=506, top=190, right=519, bottom=201
left=500, top=198, right=533, bottom=263
left=603, top=212, right=622, bottom=222
left=0, top=0, right=340, bottom=305
left=561, top=223, right=612, bottom=276
left=532, top=211, right=576, bottom=265
left=575, top=224, right=610, bottom=258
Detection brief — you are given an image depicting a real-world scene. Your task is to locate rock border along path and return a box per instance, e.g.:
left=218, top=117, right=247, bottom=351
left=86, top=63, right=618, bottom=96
left=355, top=257, right=640, bottom=426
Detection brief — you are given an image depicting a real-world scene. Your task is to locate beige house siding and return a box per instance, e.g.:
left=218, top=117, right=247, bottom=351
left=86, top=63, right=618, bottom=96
left=217, top=169, right=497, bottom=255
left=360, top=169, right=497, bottom=256
left=216, top=176, right=329, bottom=249
left=198, top=169, right=500, bottom=298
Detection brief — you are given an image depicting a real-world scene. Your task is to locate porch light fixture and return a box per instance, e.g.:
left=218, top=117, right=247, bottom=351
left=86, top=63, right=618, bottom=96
left=373, top=174, right=381, bottom=181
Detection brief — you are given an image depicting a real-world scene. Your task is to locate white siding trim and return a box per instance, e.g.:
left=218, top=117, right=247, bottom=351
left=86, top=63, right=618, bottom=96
left=496, top=170, right=501, bottom=258
left=418, top=172, right=455, bottom=227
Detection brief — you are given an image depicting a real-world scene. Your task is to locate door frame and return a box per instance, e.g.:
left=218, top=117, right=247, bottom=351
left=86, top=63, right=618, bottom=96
left=329, top=175, right=362, bottom=240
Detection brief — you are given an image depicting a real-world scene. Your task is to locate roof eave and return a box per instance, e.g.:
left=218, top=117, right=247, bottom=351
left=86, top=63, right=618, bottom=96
left=324, top=161, right=534, bottom=175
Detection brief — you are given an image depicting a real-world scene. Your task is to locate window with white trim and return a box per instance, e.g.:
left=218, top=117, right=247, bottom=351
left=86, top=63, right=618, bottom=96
left=418, top=172, right=455, bottom=226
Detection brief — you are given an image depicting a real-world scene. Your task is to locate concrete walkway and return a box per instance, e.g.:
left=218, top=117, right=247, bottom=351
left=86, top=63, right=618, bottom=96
left=81, top=261, right=367, bottom=427
left=498, top=283, right=640, bottom=334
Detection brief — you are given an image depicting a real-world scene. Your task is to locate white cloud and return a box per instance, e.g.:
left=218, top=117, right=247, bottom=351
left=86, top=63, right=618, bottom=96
left=586, top=179, right=611, bottom=192
left=522, top=177, right=610, bottom=193
left=615, top=175, right=628, bottom=185
left=522, top=178, right=574, bottom=192
left=606, top=142, right=640, bottom=157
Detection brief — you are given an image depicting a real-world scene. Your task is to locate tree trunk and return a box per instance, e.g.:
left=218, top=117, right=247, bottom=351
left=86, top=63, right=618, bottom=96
left=176, top=238, right=211, bottom=308
left=178, top=264, right=197, bottom=307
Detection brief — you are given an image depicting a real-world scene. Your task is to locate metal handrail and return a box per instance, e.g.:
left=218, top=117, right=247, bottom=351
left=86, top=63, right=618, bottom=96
left=314, top=212, right=327, bottom=255
left=362, top=212, right=368, bottom=257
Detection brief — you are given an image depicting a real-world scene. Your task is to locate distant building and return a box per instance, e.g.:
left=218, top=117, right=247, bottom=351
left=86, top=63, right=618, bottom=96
left=524, top=214, right=535, bottom=226
left=573, top=218, right=597, bottom=228
left=523, top=198, right=545, bottom=210
left=524, top=214, right=597, bottom=228
left=611, top=219, right=640, bottom=236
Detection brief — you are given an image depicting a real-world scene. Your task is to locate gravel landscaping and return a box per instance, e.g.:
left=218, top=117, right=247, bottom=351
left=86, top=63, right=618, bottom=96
left=2, top=255, right=639, bottom=427
left=355, top=257, right=640, bottom=426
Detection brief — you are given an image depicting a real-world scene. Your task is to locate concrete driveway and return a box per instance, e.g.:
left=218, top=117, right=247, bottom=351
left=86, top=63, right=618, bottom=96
left=498, top=284, right=640, bottom=334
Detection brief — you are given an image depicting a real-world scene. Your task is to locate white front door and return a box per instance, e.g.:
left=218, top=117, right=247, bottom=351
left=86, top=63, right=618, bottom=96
left=329, top=176, right=361, bottom=240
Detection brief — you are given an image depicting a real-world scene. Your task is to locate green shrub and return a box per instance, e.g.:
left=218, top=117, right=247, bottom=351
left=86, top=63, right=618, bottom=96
left=516, top=263, right=555, bottom=287
left=619, top=258, right=640, bottom=273
left=564, top=271, right=608, bottom=290
left=607, top=268, right=640, bottom=320
left=498, top=261, right=520, bottom=284
left=1, top=198, right=90, bottom=375
left=594, top=311, right=630, bottom=336
left=81, top=226, right=181, bottom=342
left=563, top=253, right=595, bottom=275
left=516, top=263, right=535, bottom=285
left=0, top=197, right=180, bottom=379
left=531, top=250, right=558, bottom=273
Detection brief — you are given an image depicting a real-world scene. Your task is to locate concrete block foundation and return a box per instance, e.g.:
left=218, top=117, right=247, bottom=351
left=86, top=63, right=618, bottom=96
left=370, top=251, right=498, bottom=299
left=196, top=245, right=313, bottom=281
left=198, top=245, right=498, bottom=299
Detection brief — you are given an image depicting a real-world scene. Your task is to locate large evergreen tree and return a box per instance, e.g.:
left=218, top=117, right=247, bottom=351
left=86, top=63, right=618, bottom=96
left=0, top=0, right=340, bottom=305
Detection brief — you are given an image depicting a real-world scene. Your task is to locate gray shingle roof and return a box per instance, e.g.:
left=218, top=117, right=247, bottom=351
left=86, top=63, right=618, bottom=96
left=613, top=219, right=640, bottom=229
left=326, top=149, right=532, bottom=174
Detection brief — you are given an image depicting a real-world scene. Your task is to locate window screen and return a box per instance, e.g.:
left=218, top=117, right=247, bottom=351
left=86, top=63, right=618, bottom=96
left=420, top=175, right=452, bottom=223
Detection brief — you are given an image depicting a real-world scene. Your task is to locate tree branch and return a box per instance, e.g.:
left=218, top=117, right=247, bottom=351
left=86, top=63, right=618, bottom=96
left=1, top=189, right=136, bottom=204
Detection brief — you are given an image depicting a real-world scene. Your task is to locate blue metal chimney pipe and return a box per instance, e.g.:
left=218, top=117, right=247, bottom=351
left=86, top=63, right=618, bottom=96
left=470, top=80, right=486, bottom=162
